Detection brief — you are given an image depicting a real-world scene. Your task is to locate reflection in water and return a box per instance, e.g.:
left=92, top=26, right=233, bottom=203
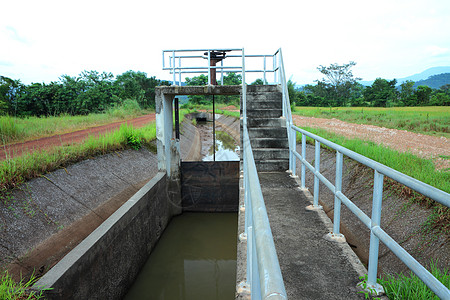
left=203, top=130, right=239, bottom=162
left=124, top=213, right=237, bottom=300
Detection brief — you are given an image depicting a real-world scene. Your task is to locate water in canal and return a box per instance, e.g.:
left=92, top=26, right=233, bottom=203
left=124, top=213, right=237, bottom=300
left=202, top=129, right=239, bottom=162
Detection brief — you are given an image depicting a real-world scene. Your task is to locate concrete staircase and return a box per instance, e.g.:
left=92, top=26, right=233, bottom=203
left=242, top=85, right=289, bottom=172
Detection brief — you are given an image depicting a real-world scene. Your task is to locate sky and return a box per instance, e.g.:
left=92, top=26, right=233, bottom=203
left=1, top=0, right=450, bottom=85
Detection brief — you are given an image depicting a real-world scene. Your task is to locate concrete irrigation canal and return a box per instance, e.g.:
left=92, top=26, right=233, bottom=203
left=22, top=49, right=449, bottom=299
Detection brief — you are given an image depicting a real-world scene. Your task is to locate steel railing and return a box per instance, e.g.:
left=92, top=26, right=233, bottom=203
left=162, top=49, right=280, bottom=85
left=273, top=46, right=450, bottom=298
left=285, top=110, right=450, bottom=297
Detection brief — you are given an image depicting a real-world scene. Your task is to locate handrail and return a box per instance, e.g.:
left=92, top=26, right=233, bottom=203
left=288, top=121, right=450, bottom=298
left=162, top=49, right=280, bottom=85
left=241, top=48, right=288, bottom=299
left=243, top=129, right=287, bottom=300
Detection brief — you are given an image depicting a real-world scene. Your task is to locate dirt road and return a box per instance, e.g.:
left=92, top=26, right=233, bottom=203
left=1, top=114, right=156, bottom=161
left=293, top=115, right=450, bottom=170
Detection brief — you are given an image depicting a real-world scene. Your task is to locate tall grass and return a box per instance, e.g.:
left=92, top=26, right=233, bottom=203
left=293, top=106, right=450, bottom=138
left=0, top=271, right=48, bottom=299
left=0, top=123, right=156, bottom=192
left=0, top=99, right=150, bottom=145
left=380, top=262, right=449, bottom=300
left=358, top=261, right=449, bottom=299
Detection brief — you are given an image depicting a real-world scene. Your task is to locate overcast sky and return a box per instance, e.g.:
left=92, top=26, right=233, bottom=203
left=1, top=0, right=449, bottom=85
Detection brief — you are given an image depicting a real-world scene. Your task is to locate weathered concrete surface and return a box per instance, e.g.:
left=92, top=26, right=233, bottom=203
left=1, top=148, right=159, bottom=278
left=156, top=85, right=242, bottom=96
left=237, top=171, right=367, bottom=299
left=34, top=172, right=180, bottom=300
left=180, top=119, right=202, bottom=161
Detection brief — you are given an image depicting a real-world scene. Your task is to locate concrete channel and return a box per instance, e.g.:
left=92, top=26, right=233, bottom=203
left=32, top=113, right=241, bottom=299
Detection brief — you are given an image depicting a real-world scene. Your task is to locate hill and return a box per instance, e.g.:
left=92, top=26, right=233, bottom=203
left=412, top=73, right=450, bottom=89
left=359, top=66, right=450, bottom=87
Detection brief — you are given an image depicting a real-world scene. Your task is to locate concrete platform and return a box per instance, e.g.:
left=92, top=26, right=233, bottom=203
left=259, top=172, right=367, bottom=299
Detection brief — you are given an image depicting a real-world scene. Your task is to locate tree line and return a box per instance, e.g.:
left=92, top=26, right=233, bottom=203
left=0, top=70, right=170, bottom=117
left=288, top=62, right=450, bottom=107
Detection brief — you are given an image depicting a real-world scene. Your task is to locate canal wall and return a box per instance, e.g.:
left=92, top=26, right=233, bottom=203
left=33, top=172, right=181, bottom=300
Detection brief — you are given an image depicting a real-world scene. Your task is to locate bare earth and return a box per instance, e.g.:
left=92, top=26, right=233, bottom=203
left=293, top=115, right=450, bottom=170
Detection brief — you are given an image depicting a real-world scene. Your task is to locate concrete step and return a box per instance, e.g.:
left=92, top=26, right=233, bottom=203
left=247, top=117, right=286, bottom=128
left=246, top=85, right=281, bottom=93
left=255, top=159, right=289, bottom=172
left=246, top=109, right=282, bottom=118
left=250, top=138, right=289, bottom=149
left=252, top=148, right=289, bottom=160
left=245, top=101, right=282, bottom=110
left=248, top=127, right=287, bottom=138
left=245, top=92, right=282, bottom=103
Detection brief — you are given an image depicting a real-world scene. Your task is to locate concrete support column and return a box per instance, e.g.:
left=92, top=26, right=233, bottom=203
left=156, top=89, right=180, bottom=180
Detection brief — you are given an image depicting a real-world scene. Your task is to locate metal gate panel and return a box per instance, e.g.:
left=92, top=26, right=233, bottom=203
left=181, top=161, right=239, bottom=212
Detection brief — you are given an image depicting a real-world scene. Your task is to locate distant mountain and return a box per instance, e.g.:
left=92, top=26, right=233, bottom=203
left=397, top=67, right=450, bottom=84
left=359, top=66, right=450, bottom=87
left=412, top=73, right=450, bottom=89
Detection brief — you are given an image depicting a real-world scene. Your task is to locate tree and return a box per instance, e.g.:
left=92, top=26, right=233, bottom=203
left=316, top=61, right=362, bottom=106
left=185, top=75, right=208, bottom=105
left=363, top=78, right=398, bottom=107
left=115, top=71, right=162, bottom=108
left=250, top=78, right=266, bottom=85
left=287, top=79, right=298, bottom=105
left=399, top=80, right=417, bottom=106
left=414, top=85, right=432, bottom=106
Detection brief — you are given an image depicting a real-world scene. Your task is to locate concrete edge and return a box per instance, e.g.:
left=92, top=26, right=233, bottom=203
left=294, top=182, right=368, bottom=278
left=33, top=172, right=167, bottom=292
left=235, top=173, right=250, bottom=299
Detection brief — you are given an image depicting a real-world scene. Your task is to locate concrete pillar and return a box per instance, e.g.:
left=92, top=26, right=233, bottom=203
left=155, top=89, right=180, bottom=180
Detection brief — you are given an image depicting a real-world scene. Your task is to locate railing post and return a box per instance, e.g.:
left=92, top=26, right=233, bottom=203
left=313, top=140, right=321, bottom=207
left=367, top=170, right=385, bottom=294
left=273, top=54, right=277, bottom=83
left=172, top=50, right=176, bottom=85
left=263, top=56, right=267, bottom=84
left=333, top=151, right=343, bottom=234
left=290, top=127, right=296, bottom=176
left=207, top=50, right=211, bottom=85
left=178, top=57, right=181, bottom=86
left=301, top=133, right=306, bottom=189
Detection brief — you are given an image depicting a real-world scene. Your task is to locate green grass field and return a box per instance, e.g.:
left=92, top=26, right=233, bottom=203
left=0, top=99, right=150, bottom=145
left=292, top=106, right=450, bottom=138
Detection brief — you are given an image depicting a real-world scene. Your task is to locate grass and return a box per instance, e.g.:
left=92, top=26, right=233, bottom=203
left=293, top=106, right=450, bottom=138
left=358, top=261, right=449, bottom=299
left=0, top=271, right=48, bottom=299
left=0, top=99, right=151, bottom=145
left=0, top=122, right=157, bottom=192
left=380, top=262, right=449, bottom=300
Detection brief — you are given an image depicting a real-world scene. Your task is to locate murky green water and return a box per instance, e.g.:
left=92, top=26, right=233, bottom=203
left=124, top=213, right=237, bottom=300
